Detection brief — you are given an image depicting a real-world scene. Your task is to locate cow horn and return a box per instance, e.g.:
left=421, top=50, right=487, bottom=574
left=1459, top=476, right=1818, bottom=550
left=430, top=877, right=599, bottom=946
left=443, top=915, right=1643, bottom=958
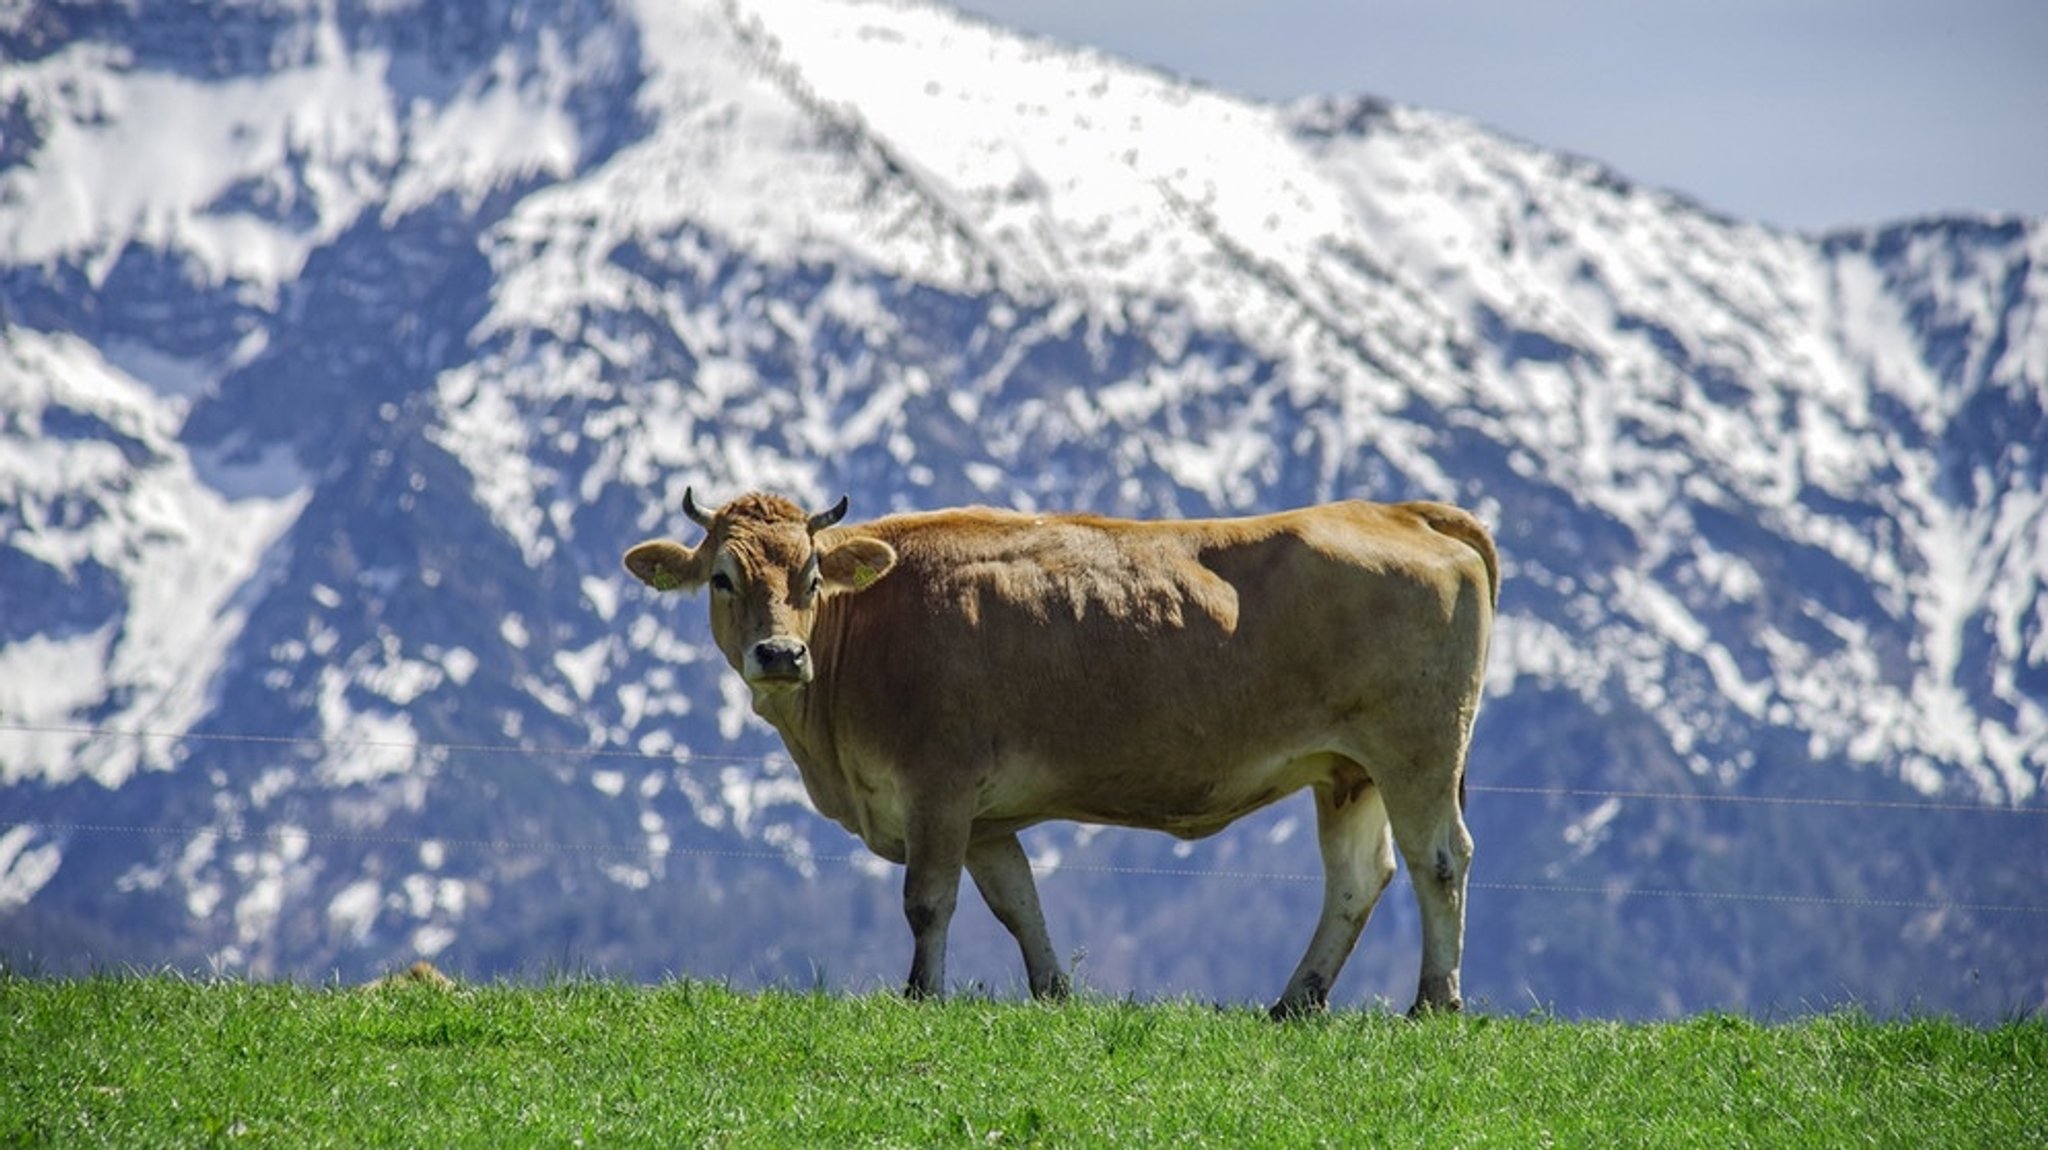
left=808, top=495, right=850, bottom=534
left=682, top=487, right=716, bottom=531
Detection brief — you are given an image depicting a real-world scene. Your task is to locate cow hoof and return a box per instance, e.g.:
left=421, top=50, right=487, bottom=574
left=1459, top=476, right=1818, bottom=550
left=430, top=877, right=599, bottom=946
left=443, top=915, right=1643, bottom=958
left=1268, top=996, right=1328, bottom=1022
left=1406, top=996, right=1464, bottom=1019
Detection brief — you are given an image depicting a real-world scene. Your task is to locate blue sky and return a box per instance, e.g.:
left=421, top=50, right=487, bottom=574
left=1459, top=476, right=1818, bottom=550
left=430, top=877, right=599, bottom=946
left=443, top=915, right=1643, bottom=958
left=947, top=0, right=2048, bottom=233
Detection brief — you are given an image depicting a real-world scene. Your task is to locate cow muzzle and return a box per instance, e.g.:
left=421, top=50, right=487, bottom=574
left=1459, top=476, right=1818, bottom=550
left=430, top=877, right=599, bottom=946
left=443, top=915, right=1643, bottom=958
left=745, top=637, right=813, bottom=686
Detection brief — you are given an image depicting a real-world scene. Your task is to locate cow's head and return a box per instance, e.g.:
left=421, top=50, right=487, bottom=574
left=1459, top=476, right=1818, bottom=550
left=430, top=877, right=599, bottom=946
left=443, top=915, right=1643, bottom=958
left=623, top=489, right=897, bottom=693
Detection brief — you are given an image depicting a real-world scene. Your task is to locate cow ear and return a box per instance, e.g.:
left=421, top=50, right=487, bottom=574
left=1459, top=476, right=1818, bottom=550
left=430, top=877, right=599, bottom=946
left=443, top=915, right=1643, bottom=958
left=818, top=536, right=896, bottom=593
left=623, top=540, right=708, bottom=593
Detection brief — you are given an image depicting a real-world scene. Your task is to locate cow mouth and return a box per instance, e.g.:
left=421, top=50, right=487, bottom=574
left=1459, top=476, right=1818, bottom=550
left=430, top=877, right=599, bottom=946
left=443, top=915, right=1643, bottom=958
left=743, top=637, right=813, bottom=688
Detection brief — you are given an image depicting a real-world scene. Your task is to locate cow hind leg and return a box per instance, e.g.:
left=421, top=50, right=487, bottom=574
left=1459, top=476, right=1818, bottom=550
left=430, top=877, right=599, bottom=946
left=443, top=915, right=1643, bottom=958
left=1271, top=775, right=1397, bottom=1020
left=966, top=833, right=1070, bottom=1000
left=1383, top=772, right=1474, bottom=1016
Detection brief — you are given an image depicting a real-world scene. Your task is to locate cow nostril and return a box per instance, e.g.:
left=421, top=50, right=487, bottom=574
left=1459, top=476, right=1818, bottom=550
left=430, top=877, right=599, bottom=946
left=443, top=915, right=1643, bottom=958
left=753, top=639, right=809, bottom=674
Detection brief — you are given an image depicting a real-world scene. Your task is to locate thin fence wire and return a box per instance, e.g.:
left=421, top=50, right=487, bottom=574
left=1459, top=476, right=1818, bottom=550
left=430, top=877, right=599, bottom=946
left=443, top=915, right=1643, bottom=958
left=1470, top=782, right=2045, bottom=816
left=8, top=815, right=2047, bottom=918
left=0, top=722, right=771, bottom=768
left=6, top=720, right=2042, bottom=816
left=6, top=722, right=2046, bottom=919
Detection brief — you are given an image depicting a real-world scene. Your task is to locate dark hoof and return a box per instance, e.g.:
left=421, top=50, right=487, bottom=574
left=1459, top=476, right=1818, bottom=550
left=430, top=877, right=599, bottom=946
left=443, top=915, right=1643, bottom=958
left=1034, top=973, right=1073, bottom=1002
left=1268, top=997, right=1328, bottom=1022
left=1407, top=997, right=1464, bottom=1019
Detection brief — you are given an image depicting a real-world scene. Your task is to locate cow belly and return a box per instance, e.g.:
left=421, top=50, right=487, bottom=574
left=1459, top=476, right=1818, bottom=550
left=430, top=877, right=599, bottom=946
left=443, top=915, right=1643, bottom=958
left=828, top=656, right=1425, bottom=849
left=986, top=748, right=1362, bottom=841
left=822, top=742, right=1357, bottom=856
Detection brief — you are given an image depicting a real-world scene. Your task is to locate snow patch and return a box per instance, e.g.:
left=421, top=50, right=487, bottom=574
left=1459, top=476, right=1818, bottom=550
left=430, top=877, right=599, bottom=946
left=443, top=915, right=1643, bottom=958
left=554, top=638, right=613, bottom=703
left=0, top=331, right=310, bottom=786
left=328, top=879, right=382, bottom=944
left=0, top=10, right=617, bottom=290
left=0, top=826, right=62, bottom=910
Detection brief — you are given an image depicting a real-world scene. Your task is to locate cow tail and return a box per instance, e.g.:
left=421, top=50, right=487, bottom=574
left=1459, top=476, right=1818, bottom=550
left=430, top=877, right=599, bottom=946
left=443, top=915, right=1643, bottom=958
left=1417, top=503, right=1495, bottom=819
left=1417, top=504, right=1500, bottom=610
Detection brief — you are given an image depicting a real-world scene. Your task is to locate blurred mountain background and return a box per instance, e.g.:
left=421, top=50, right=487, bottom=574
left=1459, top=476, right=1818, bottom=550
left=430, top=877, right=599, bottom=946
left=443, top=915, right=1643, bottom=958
left=2, top=0, right=2042, bottom=1018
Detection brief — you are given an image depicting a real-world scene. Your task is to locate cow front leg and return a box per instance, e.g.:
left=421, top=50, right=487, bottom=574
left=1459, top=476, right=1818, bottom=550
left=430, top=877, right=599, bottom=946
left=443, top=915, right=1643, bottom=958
left=901, top=803, right=972, bottom=1000
left=966, top=833, right=1069, bottom=1000
left=1272, top=779, right=1396, bottom=1019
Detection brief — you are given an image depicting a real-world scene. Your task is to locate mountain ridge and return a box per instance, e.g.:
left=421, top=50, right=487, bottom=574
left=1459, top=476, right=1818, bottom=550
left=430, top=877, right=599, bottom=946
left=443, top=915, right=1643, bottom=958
left=2, top=0, right=2042, bottom=1017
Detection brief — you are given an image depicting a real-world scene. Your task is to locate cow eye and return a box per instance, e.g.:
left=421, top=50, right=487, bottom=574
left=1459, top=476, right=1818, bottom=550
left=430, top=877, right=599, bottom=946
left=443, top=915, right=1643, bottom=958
left=807, top=573, right=824, bottom=599
left=710, top=572, right=734, bottom=593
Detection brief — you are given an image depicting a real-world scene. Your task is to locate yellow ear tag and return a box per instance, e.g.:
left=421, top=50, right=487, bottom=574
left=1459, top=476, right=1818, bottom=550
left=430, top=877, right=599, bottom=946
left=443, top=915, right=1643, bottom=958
left=852, top=564, right=880, bottom=590
left=648, top=569, right=682, bottom=592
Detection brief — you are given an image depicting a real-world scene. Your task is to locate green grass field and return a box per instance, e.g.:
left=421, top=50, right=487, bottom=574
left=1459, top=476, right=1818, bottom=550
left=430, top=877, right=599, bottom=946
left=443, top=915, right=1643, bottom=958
left=3, top=973, right=2041, bottom=1147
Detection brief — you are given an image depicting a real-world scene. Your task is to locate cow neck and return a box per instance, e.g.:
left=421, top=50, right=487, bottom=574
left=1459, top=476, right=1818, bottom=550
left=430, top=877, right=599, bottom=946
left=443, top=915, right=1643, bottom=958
left=746, top=600, right=865, bottom=832
left=756, top=597, right=850, bottom=774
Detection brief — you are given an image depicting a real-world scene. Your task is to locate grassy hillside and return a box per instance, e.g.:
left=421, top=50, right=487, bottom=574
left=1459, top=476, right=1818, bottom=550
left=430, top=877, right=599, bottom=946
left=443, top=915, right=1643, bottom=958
left=3, top=972, right=2041, bottom=1146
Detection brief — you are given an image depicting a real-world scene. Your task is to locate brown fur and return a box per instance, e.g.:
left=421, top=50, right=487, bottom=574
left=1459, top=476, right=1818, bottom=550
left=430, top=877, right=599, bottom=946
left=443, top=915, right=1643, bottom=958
left=625, top=493, right=1497, bottom=1015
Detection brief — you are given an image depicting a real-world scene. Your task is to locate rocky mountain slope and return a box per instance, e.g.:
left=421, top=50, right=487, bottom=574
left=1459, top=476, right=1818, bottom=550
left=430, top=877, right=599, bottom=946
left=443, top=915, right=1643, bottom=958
left=2, top=0, right=2042, bottom=1018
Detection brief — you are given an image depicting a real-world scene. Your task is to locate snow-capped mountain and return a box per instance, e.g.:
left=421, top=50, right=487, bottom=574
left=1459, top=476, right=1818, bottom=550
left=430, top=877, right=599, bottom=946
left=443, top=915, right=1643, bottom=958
left=3, top=0, right=2042, bottom=1019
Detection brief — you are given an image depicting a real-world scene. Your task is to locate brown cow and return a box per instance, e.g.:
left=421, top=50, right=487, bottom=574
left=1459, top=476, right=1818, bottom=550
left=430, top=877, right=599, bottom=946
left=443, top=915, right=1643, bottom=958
left=624, top=490, right=1498, bottom=1016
